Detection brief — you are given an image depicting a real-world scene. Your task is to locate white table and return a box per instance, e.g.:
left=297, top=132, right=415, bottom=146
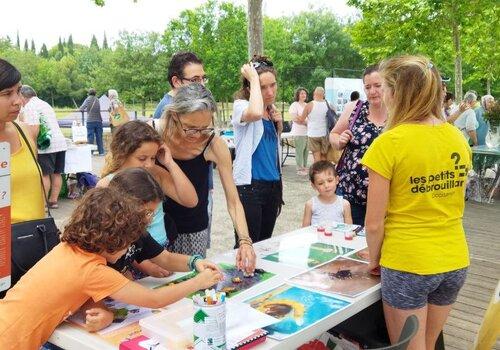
left=64, top=144, right=97, bottom=174
left=49, top=225, right=381, bottom=349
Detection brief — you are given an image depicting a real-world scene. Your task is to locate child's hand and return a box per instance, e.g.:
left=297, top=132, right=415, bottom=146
left=194, top=259, right=221, bottom=273
left=156, top=143, right=175, bottom=169
left=195, top=269, right=223, bottom=289
left=85, top=308, right=114, bottom=333
left=135, top=260, right=173, bottom=278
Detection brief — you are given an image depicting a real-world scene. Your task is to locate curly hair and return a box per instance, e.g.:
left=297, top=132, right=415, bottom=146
left=61, top=187, right=148, bottom=253
left=294, top=87, right=308, bottom=102
left=101, top=120, right=162, bottom=177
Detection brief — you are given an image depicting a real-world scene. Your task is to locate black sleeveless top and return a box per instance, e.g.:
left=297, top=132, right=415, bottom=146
left=163, top=135, right=213, bottom=234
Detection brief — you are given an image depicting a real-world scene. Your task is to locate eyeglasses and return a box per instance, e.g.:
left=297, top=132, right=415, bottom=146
left=251, top=61, right=273, bottom=69
left=179, top=120, right=215, bottom=136
left=181, top=76, right=209, bottom=84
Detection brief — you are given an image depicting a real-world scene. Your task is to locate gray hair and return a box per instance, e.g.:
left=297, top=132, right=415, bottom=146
left=20, top=85, right=37, bottom=98
left=162, top=83, right=217, bottom=138
left=463, top=91, right=477, bottom=103
left=481, top=94, right=494, bottom=109
left=314, top=86, right=325, bottom=96
left=108, top=89, right=118, bottom=100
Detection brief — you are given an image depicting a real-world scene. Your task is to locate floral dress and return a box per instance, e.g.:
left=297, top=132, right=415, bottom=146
left=337, top=101, right=384, bottom=205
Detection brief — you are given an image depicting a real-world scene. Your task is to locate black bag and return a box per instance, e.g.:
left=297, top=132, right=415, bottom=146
left=326, top=101, right=338, bottom=132
left=8, top=123, right=60, bottom=290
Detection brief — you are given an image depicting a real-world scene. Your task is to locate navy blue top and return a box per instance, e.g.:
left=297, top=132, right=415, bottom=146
left=251, top=119, right=280, bottom=181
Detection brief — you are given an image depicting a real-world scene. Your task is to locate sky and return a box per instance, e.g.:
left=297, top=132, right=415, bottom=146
left=1, top=0, right=357, bottom=50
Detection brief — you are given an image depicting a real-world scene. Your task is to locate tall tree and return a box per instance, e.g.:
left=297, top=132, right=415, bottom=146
left=30, top=39, right=36, bottom=53
left=247, top=0, right=263, bottom=58
left=90, top=35, right=99, bottom=50
left=57, top=37, right=64, bottom=53
left=16, top=32, right=20, bottom=49
left=102, top=32, right=109, bottom=49
left=24, top=39, right=29, bottom=52
left=67, top=35, right=74, bottom=54
left=347, top=0, right=498, bottom=100
left=39, top=44, right=49, bottom=58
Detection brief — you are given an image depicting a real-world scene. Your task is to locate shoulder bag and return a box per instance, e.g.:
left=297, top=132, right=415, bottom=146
left=335, top=100, right=364, bottom=172
left=9, top=122, right=60, bottom=290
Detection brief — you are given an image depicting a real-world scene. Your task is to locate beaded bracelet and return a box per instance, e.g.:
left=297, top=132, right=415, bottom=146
left=238, top=237, right=253, bottom=245
left=188, top=254, right=203, bottom=271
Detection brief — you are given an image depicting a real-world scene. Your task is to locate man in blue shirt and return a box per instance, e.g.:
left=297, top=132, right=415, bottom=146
left=153, top=52, right=207, bottom=118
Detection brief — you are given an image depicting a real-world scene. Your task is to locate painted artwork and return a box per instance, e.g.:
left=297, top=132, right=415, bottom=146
left=263, top=242, right=353, bottom=268
left=289, top=258, right=380, bottom=298
left=155, top=263, right=275, bottom=298
left=245, top=284, right=350, bottom=340
left=68, top=298, right=161, bottom=335
left=346, top=247, right=370, bottom=263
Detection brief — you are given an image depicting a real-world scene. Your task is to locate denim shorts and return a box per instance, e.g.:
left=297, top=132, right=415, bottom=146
left=381, top=267, right=467, bottom=309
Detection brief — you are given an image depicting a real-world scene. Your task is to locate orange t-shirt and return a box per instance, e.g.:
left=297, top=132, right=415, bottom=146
left=0, top=242, right=130, bottom=350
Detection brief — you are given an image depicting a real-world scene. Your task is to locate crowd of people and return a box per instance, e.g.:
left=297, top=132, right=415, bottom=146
left=0, top=49, right=496, bottom=349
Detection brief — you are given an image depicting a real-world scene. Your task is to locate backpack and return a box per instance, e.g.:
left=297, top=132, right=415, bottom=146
left=326, top=101, right=338, bottom=132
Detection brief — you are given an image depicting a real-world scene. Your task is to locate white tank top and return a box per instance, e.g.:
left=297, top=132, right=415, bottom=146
left=307, top=101, right=328, bottom=137
left=311, top=195, right=344, bottom=225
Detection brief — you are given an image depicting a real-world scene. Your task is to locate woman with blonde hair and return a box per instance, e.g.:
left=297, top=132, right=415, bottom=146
left=362, top=55, right=470, bottom=349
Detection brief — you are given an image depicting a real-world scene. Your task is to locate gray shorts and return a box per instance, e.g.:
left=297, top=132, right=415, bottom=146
left=169, top=228, right=209, bottom=258
left=381, top=267, right=467, bottom=309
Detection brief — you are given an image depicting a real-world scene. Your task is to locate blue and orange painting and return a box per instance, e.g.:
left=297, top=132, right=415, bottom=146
left=245, top=284, right=350, bottom=340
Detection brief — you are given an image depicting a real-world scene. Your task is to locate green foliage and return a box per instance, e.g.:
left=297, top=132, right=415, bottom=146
left=23, top=39, right=29, bottom=52
left=347, top=0, right=499, bottom=96
left=68, top=35, right=74, bottom=54
left=90, top=35, right=99, bottom=50
left=102, top=33, right=109, bottom=50
left=30, top=40, right=36, bottom=53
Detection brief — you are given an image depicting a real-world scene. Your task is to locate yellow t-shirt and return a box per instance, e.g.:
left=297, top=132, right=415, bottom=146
left=11, top=123, right=45, bottom=223
left=0, top=242, right=130, bottom=350
left=361, top=122, right=471, bottom=274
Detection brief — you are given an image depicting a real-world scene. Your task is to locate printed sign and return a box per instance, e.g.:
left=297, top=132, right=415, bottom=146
left=0, top=142, right=11, bottom=292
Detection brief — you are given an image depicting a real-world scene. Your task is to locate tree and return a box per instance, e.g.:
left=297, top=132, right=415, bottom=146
left=68, top=35, right=74, bottom=54
left=30, top=40, right=36, bottom=53
left=39, top=44, right=49, bottom=58
left=347, top=0, right=499, bottom=99
left=16, top=32, right=20, bottom=49
left=247, top=0, right=263, bottom=58
left=58, top=37, right=64, bottom=54
left=24, top=39, right=29, bottom=52
left=106, top=32, right=168, bottom=115
left=90, top=35, right=99, bottom=50
left=161, top=0, right=248, bottom=101
left=102, top=32, right=109, bottom=49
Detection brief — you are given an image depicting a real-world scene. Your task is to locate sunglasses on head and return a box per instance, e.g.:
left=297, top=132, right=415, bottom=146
left=251, top=61, right=273, bottom=69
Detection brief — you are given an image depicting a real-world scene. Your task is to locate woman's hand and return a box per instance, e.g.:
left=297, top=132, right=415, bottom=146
left=240, top=63, right=259, bottom=83
left=338, top=129, right=353, bottom=149
left=134, top=260, right=173, bottom=278
left=236, top=244, right=257, bottom=274
left=269, top=105, right=282, bottom=123
left=156, top=143, right=175, bottom=169
left=195, top=259, right=222, bottom=274
left=366, top=260, right=381, bottom=276
left=85, top=308, right=114, bottom=333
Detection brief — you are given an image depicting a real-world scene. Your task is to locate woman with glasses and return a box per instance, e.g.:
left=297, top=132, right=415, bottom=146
left=232, top=56, right=283, bottom=244
left=161, top=83, right=256, bottom=274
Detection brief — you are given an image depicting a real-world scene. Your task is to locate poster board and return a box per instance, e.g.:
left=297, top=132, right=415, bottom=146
left=324, top=77, right=366, bottom=113
left=0, top=142, right=11, bottom=292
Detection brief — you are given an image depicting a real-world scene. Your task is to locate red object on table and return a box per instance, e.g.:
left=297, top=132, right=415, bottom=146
left=298, top=339, right=329, bottom=350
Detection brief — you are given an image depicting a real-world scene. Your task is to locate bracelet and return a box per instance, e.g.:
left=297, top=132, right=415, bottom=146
left=238, top=237, right=253, bottom=245
left=188, top=254, right=203, bottom=271
left=239, top=241, right=253, bottom=247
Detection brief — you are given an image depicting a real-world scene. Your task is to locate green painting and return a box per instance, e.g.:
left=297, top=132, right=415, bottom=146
left=155, top=263, right=275, bottom=299
left=263, top=242, right=353, bottom=268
